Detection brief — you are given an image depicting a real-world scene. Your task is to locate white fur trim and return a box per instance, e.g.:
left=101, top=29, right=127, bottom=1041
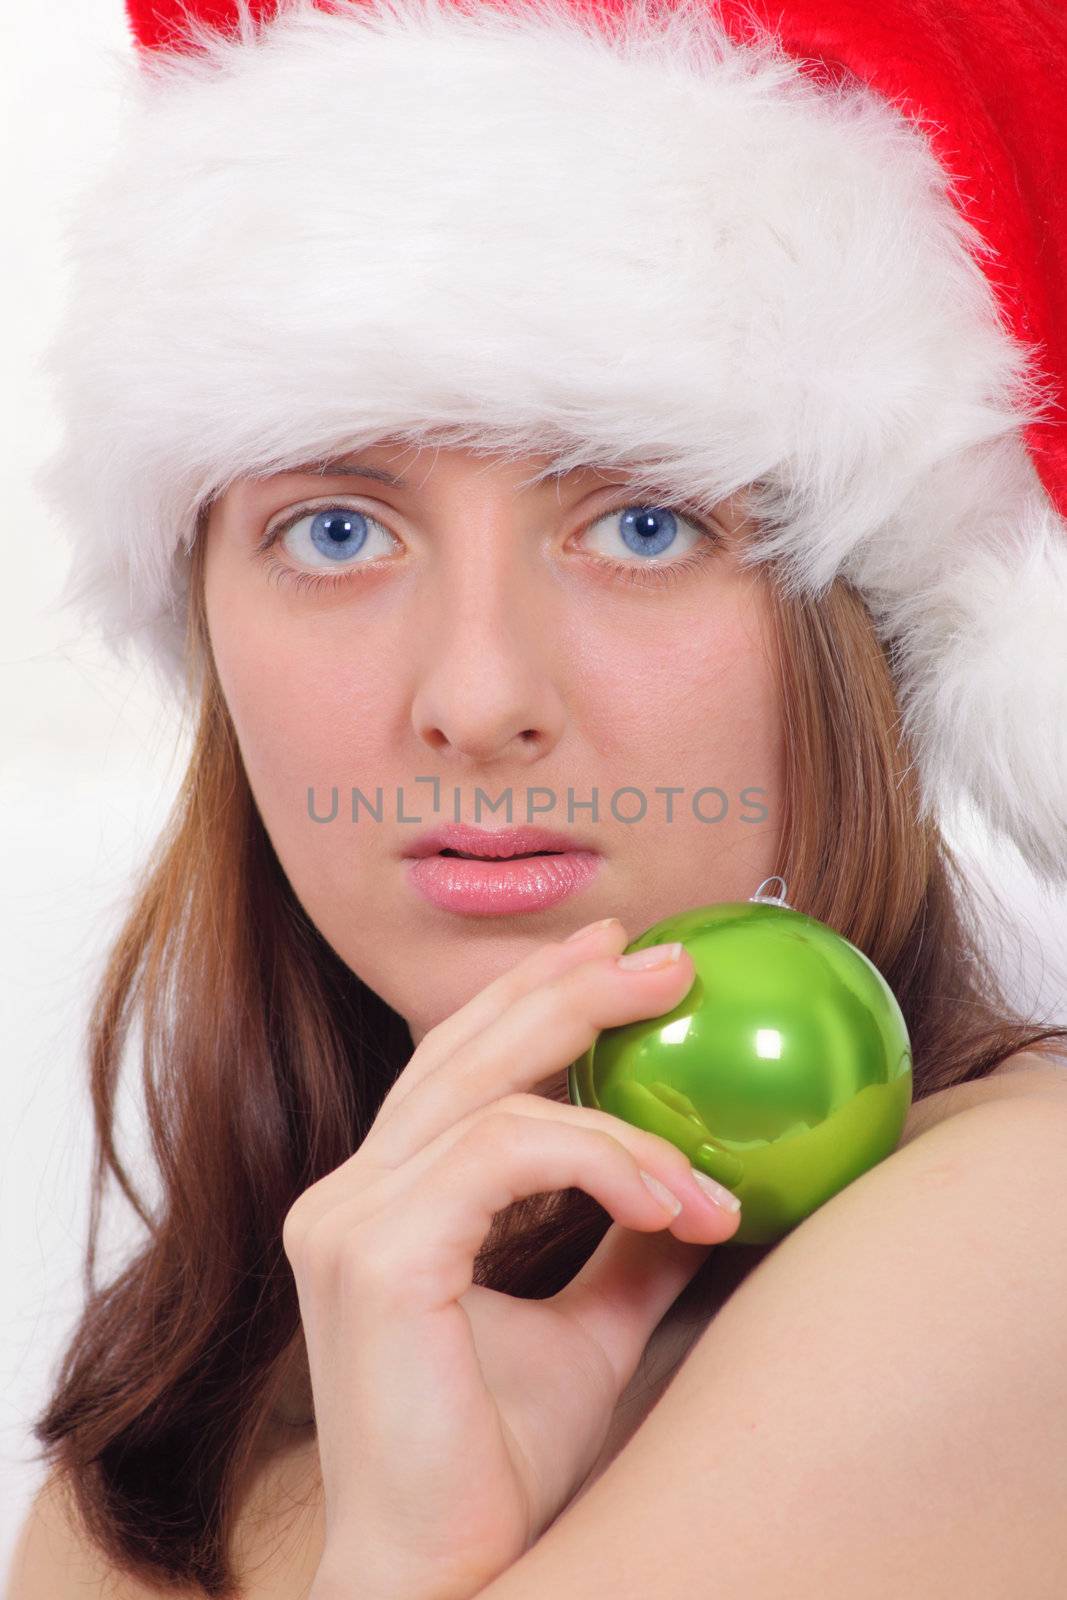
left=880, top=442, right=1067, bottom=884
left=36, top=0, right=1067, bottom=877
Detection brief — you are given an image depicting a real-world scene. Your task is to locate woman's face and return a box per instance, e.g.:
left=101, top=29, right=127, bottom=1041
left=203, top=440, right=783, bottom=1051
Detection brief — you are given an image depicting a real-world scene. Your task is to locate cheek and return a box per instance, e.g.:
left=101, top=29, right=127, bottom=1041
left=568, top=581, right=783, bottom=898
left=204, top=561, right=400, bottom=851
left=573, top=584, right=781, bottom=783
left=221, top=647, right=396, bottom=789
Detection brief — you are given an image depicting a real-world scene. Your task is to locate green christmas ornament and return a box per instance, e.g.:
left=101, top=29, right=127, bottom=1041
left=567, top=878, right=913, bottom=1245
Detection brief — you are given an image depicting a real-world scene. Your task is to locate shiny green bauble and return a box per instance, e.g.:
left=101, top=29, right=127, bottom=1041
left=567, top=879, right=913, bottom=1245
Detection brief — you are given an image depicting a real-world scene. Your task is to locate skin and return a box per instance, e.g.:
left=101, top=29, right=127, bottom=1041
left=202, top=438, right=785, bottom=1068
left=16, top=442, right=1065, bottom=1599
left=199, top=443, right=783, bottom=1592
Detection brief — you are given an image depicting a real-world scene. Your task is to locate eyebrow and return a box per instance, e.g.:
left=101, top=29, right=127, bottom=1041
left=269, top=457, right=599, bottom=490
left=275, top=457, right=408, bottom=486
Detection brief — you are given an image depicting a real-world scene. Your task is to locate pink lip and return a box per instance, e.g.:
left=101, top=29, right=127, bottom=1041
left=403, top=822, right=592, bottom=860
left=401, top=823, right=602, bottom=916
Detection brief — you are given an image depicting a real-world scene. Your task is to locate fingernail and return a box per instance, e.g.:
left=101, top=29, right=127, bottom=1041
left=640, top=1170, right=683, bottom=1217
left=689, top=1167, right=742, bottom=1213
left=564, top=917, right=621, bottom=943
left=616, top=942, right=683, bottom=970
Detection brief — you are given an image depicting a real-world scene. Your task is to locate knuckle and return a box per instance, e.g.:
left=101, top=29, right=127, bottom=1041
left=613, top=1122, right=691, bottom=1185
left=556, top=947, right=614, bottom=998
left=493, top=1090, right=547, bottom=1118
left=287, top=1210, right=342, bottom=1279
left=553, top=957, right=609, bottom=1017
left=281, top=1193, right=317, bottom=1265
left=292, top=1211, right=394, bottom=1299
left=661, top=1140, right=698, bottom=1183
left=453, top=1107, right=630, bottom=1188
left=634, top=1126, right=694, bottom=1177
left=337, top=1221, right=399, bottom=1299
left=372, top=1080, right=404, bottom=1123
left=590, top=1124, right=631, bottom=1166
left=460, top=1108, right=529, bottom=1157
left=410, top=1014, right=447, bottom=1058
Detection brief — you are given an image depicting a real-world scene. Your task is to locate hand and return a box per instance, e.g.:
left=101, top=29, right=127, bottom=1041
left=285, top=919, right=742, bottom=1600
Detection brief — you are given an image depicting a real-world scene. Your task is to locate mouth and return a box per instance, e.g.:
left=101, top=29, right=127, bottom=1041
left=437, top=847, right=565, bottom=861
left=404, top=823, right=596, bottom=861
left=403, top=832, right=602, bottom=915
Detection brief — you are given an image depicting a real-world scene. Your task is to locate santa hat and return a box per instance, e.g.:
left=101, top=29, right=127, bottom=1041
left=38, top=0, right=1067, bottom=881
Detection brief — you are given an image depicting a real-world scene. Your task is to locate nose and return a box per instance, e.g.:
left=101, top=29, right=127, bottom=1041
left=410, top=542, right=567, bottom=768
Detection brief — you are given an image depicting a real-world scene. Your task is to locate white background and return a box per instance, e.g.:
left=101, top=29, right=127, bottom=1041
left=2, top=1, right=1066, bottom=1589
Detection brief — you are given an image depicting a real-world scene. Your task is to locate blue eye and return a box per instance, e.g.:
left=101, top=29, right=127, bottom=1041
left=279, top=505, right=396, bottom=568
left=259, top=495, right=721, bottom=596
left=580, top=504, right=702, bottom=564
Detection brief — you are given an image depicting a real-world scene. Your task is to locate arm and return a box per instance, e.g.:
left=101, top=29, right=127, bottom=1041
left=478, top=1066, right=1067, bottom=1599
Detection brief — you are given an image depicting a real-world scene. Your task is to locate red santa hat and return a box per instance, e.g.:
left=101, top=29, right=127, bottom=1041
left=39, top=0, right=1067, bottom=881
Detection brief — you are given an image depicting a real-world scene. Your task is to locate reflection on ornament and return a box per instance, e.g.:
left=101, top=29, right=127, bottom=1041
left=568, top=878, right=913, bottom=1244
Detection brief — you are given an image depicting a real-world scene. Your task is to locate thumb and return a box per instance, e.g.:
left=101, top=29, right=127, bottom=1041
left=549, top=1223, right=717, bottom=1393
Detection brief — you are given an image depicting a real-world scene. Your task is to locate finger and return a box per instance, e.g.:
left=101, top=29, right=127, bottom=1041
left=372, top=918, right=630, bottom=1132
left=315, top=1112, right=714, bottom=1316
left=299, top=1090, right=738, bottom=1240
left=363, top=945, right=696, bottom=1169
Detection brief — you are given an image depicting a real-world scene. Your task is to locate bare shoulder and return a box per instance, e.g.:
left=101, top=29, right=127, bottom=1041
left=4, top=1469, right=176, bottom=1600
left=898, top=1043, right=1067, bottom=1148
left=5, top=1438, right=325, bottom=1600
left=966, top=1042, right=1067, bottom=1099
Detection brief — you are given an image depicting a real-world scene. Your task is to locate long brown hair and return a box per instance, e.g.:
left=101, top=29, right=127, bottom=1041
left=31, top=511, right=1067, bottom=1596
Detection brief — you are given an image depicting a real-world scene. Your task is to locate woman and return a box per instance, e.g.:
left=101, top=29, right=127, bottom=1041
left=10, top=0, right=1067, bottom=1596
